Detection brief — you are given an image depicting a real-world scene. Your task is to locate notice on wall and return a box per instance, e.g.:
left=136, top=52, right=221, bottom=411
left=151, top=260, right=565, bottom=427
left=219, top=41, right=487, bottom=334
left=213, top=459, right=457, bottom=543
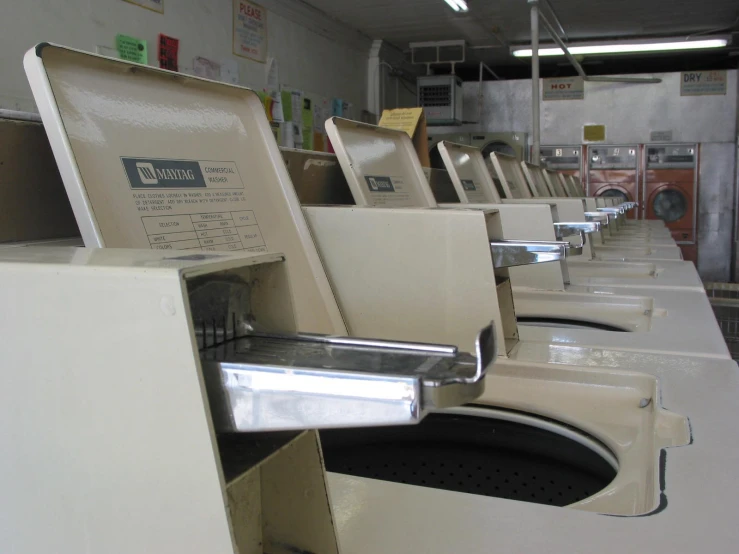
left=220, top=59, right=240, bottom=85
left=123, top=0, right=164, bottom=14
left=116, top=34, right=148, bottom=64
left=233, top=0, right=267, bottom=63
left=583, top=124, right=606, bottom=142
left=681, top=70, right=727, bottom=96
left=650, top=130, right=674, bottom=142
left=543, top=76, right=584, bottom=101
left=332, top=98, right=344, bottom=117
left=302, top=98, right=314, bottom=150
left=158, top=34, right=179, bottom=71
left=193, top=57, right=220, bottom=80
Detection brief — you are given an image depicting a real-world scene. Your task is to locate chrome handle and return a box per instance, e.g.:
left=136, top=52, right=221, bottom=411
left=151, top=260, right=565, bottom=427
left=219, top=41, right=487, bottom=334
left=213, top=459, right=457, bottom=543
left=598, top=207, right=626, bottom=216
left=584, top=212, right=609, bottom=226
left=490, top=240, right=568, bottom=268
left=554, top=221, right=601, bottom=237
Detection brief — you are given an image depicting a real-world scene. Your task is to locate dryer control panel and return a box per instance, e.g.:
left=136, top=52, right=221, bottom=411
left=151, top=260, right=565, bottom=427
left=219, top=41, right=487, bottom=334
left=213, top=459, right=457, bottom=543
left=646, top=144, right=697, bottom=169
left=540, top=146, right=581, bottom=169
left=589, top=146, right=638, bottom=170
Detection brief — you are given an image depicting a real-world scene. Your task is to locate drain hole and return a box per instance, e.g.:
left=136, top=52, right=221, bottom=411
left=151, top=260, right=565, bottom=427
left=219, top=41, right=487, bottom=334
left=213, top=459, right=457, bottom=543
left=320, top=410, right=616, bottom=508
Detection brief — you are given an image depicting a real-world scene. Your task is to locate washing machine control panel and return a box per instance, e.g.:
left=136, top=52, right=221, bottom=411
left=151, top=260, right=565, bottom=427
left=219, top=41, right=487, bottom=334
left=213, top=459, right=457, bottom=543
left=539, top=146, right=581, bottom=169
left=646, top=144, right=697, bottom=169
left=589, top=146, right=637, bottom=170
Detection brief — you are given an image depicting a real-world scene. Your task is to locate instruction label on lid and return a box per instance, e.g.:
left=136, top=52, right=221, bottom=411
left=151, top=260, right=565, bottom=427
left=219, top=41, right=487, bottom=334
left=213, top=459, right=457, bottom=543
left=120, top=157, right=267, bottom=253
left=459, top=178, right=491, bottom=203
left=362, top=175, right=417, bottom=207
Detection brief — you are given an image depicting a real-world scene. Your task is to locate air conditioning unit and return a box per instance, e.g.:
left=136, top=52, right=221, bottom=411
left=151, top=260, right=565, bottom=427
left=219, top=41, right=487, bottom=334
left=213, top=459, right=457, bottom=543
left=417, top=75, right=463, bottom=126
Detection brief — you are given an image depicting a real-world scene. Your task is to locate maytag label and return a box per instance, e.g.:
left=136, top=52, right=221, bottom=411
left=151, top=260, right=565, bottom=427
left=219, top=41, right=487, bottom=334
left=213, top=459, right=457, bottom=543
left=364, top=175, right=395, bottom=192
left=122, top=158, right=243, bottom=189
left=461, top=179, right=477, bottom=191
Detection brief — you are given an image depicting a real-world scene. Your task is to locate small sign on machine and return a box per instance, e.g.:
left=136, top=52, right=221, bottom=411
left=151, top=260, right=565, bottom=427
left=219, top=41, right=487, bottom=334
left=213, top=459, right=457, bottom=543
left=543, top=77, right=585, bottom=101
left=680, top=71, right=727, bottom=96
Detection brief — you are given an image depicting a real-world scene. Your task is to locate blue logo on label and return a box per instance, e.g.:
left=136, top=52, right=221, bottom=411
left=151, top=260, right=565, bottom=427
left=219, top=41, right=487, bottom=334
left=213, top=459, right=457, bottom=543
left=364, top=175, right=395, bottom=192
left=461, top=179, right=477, bottom=191
left=121, top=157, right=206, bottom=188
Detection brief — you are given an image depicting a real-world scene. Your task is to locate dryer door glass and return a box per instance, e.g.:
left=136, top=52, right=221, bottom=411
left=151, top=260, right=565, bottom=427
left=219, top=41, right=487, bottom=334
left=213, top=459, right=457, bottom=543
left=598, top=189, right=629, bottom=203
left=653, top=189, right=687, bottom=222
left=481, top=141, right=517, bottom=159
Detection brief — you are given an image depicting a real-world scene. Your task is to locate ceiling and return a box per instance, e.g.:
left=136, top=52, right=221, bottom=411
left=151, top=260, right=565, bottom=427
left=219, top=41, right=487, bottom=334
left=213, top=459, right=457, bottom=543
left=302, top=0, right=739, bottom=78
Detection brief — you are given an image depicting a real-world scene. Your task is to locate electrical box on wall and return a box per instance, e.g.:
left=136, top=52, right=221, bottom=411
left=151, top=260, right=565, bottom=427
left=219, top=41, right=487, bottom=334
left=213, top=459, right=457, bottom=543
left=417, top=75, right=463, bottom=126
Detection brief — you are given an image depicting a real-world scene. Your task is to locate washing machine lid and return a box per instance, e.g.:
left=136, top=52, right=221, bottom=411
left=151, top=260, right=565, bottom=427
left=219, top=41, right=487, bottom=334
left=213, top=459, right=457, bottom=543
left=24, top=43, right=346, bottom=335
left=326, top=117, right=438, bottom=208
left=489, top=152, right=533, bottom=199
left=521, top=162, right=553, bottom=197
left=544, top=170, right=568, bottom=197
left=437, top=141, right=501, bottom=204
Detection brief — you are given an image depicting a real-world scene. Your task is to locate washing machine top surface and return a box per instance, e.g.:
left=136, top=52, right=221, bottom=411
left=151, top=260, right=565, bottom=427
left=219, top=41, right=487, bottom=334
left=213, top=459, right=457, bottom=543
left=514, top=285, right=729, bottom=359
left=565, top=259, right=703, bottom=290
left=328, top=354, right=739, bottom=553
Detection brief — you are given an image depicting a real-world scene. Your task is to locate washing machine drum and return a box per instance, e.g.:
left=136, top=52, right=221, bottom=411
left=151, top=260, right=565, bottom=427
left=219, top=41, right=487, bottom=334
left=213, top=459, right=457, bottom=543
left=481, top=141, right=517, bottom=159
left=599, top=188, right=630, bottom=203
left=652, top=189, right=687, bottom=223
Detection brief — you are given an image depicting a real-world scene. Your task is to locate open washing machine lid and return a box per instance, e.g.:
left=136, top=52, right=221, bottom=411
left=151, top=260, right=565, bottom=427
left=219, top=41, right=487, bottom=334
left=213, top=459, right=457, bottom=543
left=326, top=117, right=438, bottom=208
left=437, top=141, right=501, bottom=204
left=24, top=43, right=346, bottom=336
left=489, top=152, right=533, bottom=199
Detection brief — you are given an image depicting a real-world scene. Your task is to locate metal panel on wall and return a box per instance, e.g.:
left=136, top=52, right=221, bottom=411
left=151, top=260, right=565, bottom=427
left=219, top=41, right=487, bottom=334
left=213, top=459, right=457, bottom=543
left=699, top=142, right=736, bottom=282
left=459, top=71, right=737, bottom=144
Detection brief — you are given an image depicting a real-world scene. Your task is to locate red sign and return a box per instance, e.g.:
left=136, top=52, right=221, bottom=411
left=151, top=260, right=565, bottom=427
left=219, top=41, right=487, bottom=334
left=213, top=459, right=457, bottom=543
left=158, top=34, right=179, bottom=72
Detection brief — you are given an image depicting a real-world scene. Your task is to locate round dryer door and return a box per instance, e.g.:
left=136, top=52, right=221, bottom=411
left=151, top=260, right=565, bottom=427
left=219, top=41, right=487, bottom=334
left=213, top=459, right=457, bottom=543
left=481, top=141, right=518, bottom=159
left=652, top=189, right=687, bottom=223
left=598, top=188, right=630, bottom=203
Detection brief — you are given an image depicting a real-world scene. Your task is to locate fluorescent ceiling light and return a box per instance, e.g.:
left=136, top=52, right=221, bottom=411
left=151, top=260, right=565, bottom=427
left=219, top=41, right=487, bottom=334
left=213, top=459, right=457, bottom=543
left=443, top=0, right=469, bottom=13
left=511, top=38, right=728, bottom=57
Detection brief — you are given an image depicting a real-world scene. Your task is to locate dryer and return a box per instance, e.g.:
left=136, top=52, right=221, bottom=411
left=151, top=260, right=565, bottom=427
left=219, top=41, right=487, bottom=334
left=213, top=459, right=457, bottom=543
left=470, top=132, right=529, bottom=162
left=644, top=144, right=699, bottom=263
left=587, top=145, right=640, bottom=219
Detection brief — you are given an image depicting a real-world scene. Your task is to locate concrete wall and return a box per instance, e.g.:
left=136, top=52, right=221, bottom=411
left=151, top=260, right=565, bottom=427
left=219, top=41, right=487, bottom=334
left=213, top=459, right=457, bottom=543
left=434, top=72, right=738, bottom=281
left=0, top=0, right=370, bottom=118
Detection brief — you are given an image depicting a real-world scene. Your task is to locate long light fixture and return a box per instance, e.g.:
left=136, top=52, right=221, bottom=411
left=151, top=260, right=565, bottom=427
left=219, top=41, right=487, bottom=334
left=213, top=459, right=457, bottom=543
left=443, top=0, right=469, bottom=13
left=511, top=37, right=728, bottom=57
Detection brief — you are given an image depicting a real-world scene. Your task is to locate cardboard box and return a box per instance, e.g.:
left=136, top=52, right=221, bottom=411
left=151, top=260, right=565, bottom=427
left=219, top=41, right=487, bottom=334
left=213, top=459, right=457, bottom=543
left=0, top=117, right=79, bottom=242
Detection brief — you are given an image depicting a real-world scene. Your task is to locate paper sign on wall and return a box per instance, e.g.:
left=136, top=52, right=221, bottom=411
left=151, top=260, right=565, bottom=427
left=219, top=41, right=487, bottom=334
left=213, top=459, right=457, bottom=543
left=193, top=57, right=220, bottom=80
left=220, top=59, right=239, bottom=84
left=543, top=77, right=584, bottom=101
left=123, top=0, right=164, bottom=14
left=116, top=34, right=148, bottom=64
left=583, top=124, right=606, bottom=142
left=680, top=70, right=727, bottom=96
left=158, top=34, right=179, bottom=71
left=302, top=98, right=314, bottom=150
left=233, top=0, right=267, bottom=63
left=332, top=98, right=344, bottom=117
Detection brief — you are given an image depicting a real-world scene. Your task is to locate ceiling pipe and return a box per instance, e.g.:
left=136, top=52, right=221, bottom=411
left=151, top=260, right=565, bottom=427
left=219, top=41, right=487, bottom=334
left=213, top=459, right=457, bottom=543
left=540, top=0, right=569, bottom=43
left=529, top=0, right=541, bottom=166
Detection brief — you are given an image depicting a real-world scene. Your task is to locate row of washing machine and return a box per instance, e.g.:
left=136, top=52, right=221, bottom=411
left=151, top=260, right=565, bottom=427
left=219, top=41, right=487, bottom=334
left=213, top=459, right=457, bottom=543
left=2, top=44, right=738, bottom=553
